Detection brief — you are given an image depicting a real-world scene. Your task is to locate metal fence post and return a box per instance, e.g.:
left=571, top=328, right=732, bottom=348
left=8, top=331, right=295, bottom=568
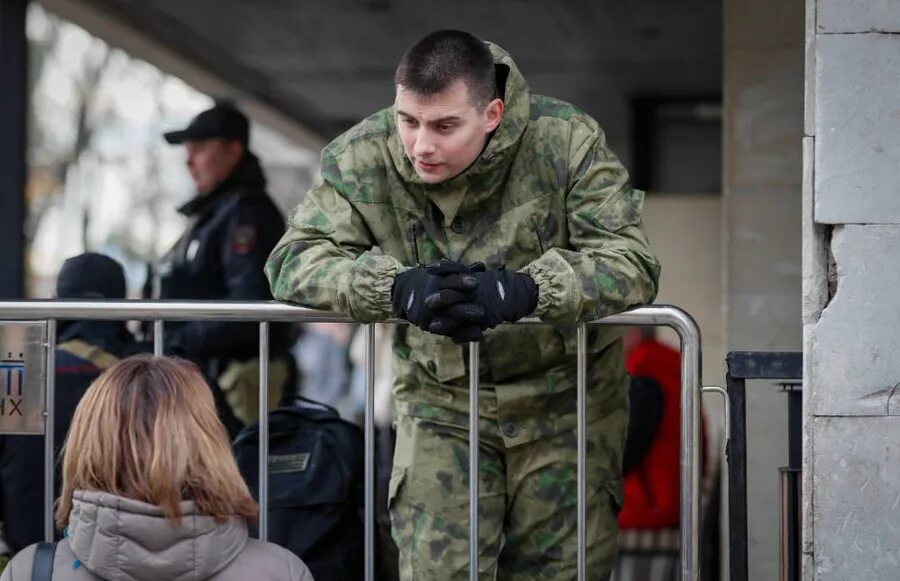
left=576, top=324, right=587, bottom=581
left=44, top=319, right=56, bottom=542
left=469, top=341, right=480, bottom=581
left=258, top=321, right=269, bottom=542
left=364, top=324, right=376, bottom=581
left=153, top=320, right=163, bottom=356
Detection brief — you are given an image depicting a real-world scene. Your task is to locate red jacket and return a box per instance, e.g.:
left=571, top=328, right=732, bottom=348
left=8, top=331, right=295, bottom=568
left=619, top=338, right=683, bottom=529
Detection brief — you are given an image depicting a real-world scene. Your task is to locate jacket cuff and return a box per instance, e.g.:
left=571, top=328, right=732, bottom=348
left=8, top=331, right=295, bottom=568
left=520, top=251, right=582, bottom=324
left=340, top=252, right=406, bottom=322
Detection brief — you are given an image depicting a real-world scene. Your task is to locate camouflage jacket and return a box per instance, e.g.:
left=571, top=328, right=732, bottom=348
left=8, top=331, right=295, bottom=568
left=267, top=44, right=660, bottom=441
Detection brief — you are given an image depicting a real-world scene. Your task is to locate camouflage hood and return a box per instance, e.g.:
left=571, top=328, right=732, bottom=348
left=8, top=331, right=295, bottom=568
left=385, top=43, right=531, bottom=212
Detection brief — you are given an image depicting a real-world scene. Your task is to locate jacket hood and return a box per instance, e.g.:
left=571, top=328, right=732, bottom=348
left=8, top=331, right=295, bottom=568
left=66, top=490, right=249, bottom=581
left=386, top=42, right=531, bottom=206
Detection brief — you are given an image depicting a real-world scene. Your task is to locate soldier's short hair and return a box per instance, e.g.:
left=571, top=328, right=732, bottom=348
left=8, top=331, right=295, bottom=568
left=394, top=30, right=497, bottom=107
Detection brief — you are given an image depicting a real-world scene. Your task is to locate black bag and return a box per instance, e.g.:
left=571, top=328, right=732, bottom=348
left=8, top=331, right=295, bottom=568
left=233, top=396, right=364, bottom=581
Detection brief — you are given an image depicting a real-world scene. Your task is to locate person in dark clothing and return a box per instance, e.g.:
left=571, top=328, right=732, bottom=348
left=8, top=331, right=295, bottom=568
left=0, top=254, right=244, bottom=561
left=158, top=103, right=294, bottom=423
left=0, top=254, right=140, bottom=555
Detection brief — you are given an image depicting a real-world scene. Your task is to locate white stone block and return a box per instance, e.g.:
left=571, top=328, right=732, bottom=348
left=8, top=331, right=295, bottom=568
left=803, top=324, right=815, bottom=556
left=818, top=0, right=900, bottom=33
left=810, top=225, right=900, bottom=416
left=815, top=34, right=900, bottom=223
left=812, top=416, right=900, bottom=579
left=804, top=0, right=816, bottom=136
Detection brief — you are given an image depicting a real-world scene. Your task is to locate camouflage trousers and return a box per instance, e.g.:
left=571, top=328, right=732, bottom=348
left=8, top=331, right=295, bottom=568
left=389, top=404, right=627, bottom=580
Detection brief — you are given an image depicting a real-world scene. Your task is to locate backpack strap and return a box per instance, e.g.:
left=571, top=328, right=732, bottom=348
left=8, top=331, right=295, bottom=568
left=57, top=340, right=120, bottom=371
left=30, top=542, right=56, bottom=581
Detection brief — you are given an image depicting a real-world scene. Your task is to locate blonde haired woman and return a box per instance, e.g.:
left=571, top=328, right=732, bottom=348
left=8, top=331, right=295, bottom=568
left=1, top=355, right=312, bottom=580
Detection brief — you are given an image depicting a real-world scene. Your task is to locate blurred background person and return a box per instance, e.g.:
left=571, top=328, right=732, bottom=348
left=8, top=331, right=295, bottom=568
left=348, top=324, right=398, bottom=579
left=293, top=322, right=353, bottom=411
left=614, top=327, right=715, bottom=581
left=155, top=102, right=295, bottom=424
left=0, top=253, right=140, bottom=558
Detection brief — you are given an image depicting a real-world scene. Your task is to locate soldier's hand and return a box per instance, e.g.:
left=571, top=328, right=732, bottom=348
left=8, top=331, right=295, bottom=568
left=475, top=267, right=538, bottom=328
left=423, top=260, right=488, bottom=343
left=426, top=264, right=538, bottom=330
left=392, top=260, right=480, bottom=336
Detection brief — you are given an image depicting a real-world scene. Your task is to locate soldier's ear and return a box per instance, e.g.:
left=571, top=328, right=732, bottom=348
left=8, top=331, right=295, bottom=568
left=483, top=98, right=504, bottom=133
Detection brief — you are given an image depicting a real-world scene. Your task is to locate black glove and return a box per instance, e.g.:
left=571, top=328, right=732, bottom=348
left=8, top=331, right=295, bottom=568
left=392, top=260, right=484, bottom=341
left=427, top=264, right=538, bottom=330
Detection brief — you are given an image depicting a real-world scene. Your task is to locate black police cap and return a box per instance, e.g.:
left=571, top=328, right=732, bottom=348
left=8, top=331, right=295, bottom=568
left=163, top=103, right=249, bottom=145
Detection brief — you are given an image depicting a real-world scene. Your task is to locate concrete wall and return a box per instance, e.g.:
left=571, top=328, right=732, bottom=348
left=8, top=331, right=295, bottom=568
left=642, top=194, right=725, bottom=392
left=805, top=1, right=900, bottom=578
left=724, top=0, right=805, bottom=578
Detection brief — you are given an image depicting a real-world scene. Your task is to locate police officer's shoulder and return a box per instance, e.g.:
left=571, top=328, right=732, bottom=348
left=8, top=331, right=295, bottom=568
left=232, top=190, right=284, bottom=225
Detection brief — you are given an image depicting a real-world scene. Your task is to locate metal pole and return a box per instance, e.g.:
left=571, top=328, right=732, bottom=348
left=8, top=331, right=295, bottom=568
left=364, top=324, right=376, bottom=581
left=44, top=319, right=56, bottom=542
left=727, top=373, right=748, bottom=581
left=153, top=320, right=163, bottom=356
left=469, top=341, right=479, bottom=581
left=701, top=386, right=730, bottom=441
left=576, top=324, right=587, bottom=581
left=677, top=313, right=702, bottom=581
left=258, top=322, right=269, bottom=541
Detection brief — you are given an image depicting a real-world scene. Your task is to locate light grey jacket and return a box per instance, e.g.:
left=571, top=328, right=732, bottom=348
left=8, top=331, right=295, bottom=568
left=0, top=490, right=313, bottom=581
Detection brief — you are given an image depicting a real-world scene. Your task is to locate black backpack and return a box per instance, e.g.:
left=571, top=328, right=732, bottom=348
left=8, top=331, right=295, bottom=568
left=233, top=396, right=364, bottom=581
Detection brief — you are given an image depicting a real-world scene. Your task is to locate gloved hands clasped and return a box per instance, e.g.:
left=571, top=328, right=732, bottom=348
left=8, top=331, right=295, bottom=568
left=392, top=260, right=485, bottom=343
left=392, top=260, right=539, bottom=343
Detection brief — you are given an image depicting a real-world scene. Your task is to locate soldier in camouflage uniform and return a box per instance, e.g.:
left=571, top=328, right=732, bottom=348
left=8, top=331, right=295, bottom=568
left=266, top=30, right=660, bottom=580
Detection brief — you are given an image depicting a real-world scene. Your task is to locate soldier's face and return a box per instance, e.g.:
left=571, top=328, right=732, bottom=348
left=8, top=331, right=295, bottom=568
left=395, top=80, right=504, bottom=184
left=185, top=138, right=244, bottom=194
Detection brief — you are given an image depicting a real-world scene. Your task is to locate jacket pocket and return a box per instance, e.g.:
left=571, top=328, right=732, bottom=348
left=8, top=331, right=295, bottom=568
left=403, top=327, right=467, bottom=383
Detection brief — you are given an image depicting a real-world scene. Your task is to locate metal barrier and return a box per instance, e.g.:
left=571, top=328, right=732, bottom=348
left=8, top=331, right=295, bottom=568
left=725, top=351, right=802, bottom=581
left=0, top=300, right=704, bottom=581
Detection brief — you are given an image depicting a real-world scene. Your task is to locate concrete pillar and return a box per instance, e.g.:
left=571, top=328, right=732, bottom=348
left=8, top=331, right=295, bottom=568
left=724, top=0, right=804, bottom=578
left=0, top=0, right=28, bottom=298
left=805, top=1, right=900, bottom=578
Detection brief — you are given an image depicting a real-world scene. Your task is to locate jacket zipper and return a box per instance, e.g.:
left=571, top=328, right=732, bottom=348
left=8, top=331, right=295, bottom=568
left=407, top=222, right=422, bottom=266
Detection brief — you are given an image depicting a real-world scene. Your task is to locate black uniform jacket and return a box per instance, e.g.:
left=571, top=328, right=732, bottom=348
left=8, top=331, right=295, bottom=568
left=159, top=152, right=289, bottom=366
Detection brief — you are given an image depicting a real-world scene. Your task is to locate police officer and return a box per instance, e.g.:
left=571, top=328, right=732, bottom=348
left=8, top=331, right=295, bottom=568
left=266, top=31, right=660, bottom=580
left=160, top=103, right=291, bottom=423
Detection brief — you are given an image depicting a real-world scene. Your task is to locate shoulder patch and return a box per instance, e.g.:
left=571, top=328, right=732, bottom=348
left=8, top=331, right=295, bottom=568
left=230, top=225, right=258, bottom=255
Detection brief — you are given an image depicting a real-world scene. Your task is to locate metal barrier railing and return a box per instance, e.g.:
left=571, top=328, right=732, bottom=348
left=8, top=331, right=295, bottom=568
left=0, top=300, right=704, bottom=581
